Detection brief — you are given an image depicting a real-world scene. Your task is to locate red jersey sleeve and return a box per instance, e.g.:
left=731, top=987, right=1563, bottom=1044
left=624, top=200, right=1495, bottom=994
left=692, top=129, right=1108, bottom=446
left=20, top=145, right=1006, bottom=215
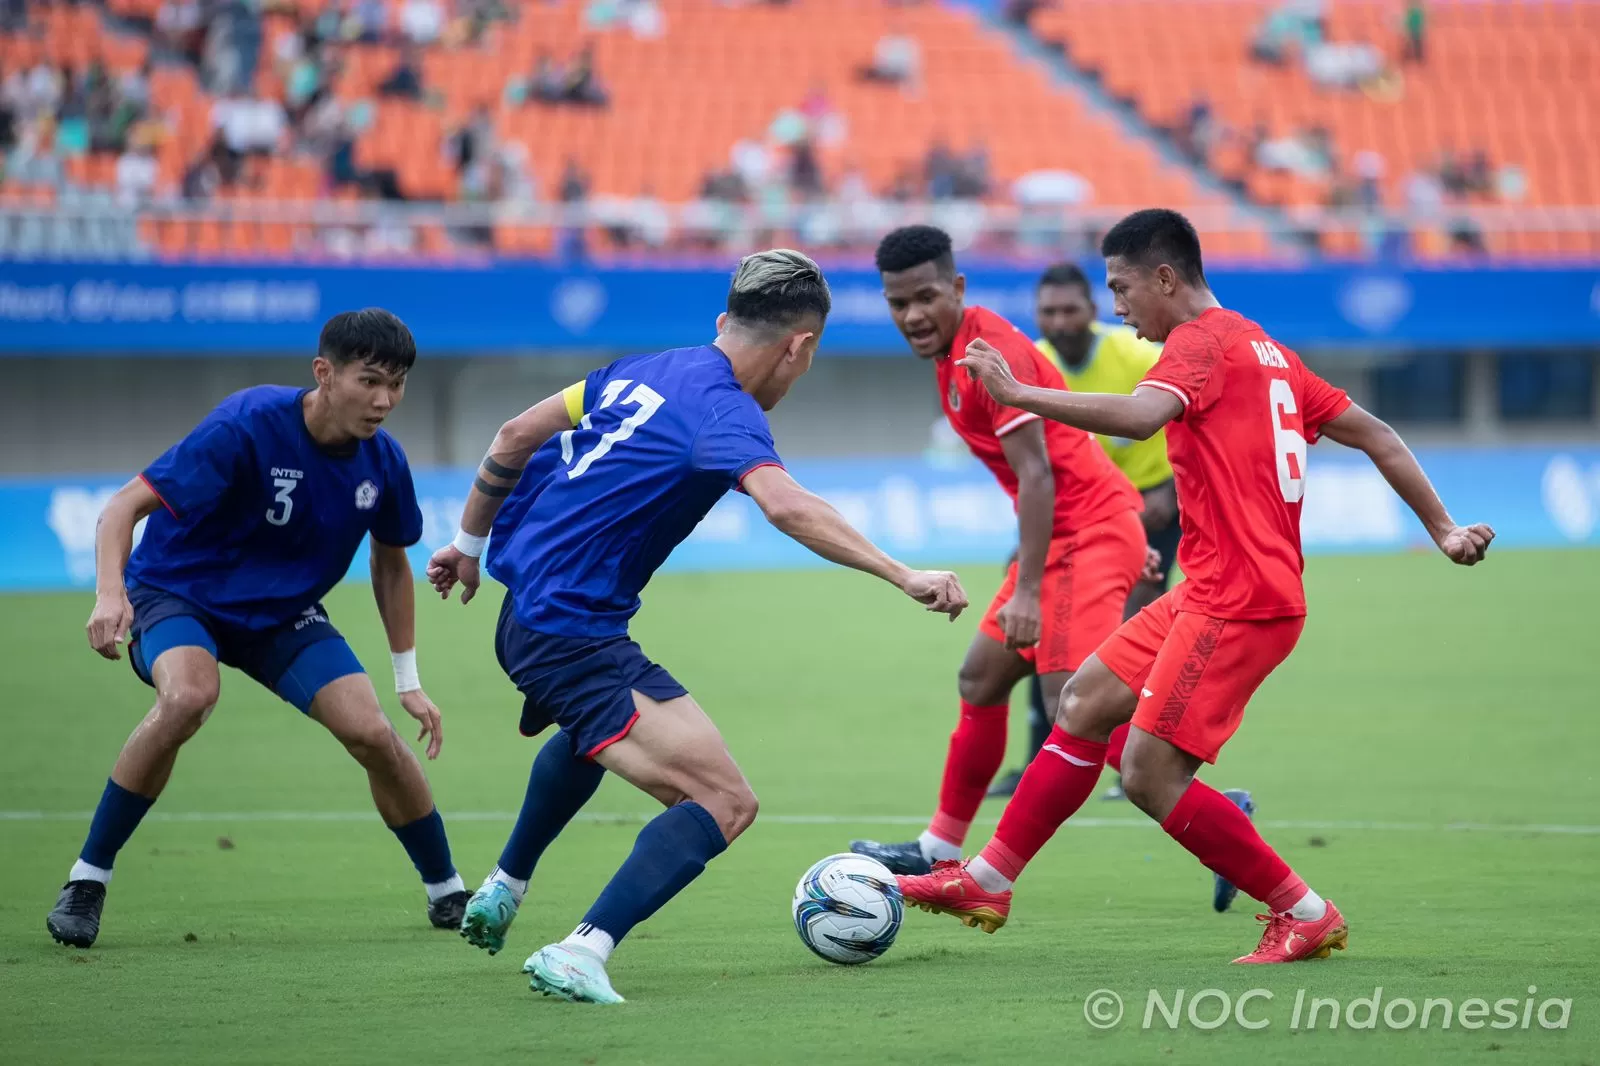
left=1139, top=323, right=1224, bottom=417
left=1298, top=366, right=1352, bottom=443
left=978, top=324, right=1050, bottom=437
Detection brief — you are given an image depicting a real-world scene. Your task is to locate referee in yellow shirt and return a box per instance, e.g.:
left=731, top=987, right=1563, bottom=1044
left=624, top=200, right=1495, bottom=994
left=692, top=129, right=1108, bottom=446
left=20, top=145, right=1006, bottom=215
left=1034, top=262, right=1180, bottom=604
left=990, top=263, right=1183, bottom=800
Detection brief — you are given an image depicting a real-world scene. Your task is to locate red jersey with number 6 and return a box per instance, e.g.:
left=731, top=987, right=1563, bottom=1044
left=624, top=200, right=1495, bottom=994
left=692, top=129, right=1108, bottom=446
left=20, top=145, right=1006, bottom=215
left=1138, top=307, right=1351, bottom=620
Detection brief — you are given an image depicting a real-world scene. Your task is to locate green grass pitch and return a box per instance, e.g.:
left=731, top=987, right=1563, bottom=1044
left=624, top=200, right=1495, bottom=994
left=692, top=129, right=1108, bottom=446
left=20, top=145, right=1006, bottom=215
left=0, top=550, right=1597, bottom=1065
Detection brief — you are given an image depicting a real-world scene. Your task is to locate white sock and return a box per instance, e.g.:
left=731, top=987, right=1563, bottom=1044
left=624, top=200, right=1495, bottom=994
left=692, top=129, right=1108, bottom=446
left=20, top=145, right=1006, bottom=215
left=486, top=866, right=528, bottom=904
left=1287, top=889, right=1327, bottom=922
left=562, top=923, right=616, bottom=963
left=966, top=855, right=1014, bottom=893
left=424, top=873, right=466, bottom=902
left=918, top=831, right=962, bottom=864
left=69, top=860, right=111, bottom=885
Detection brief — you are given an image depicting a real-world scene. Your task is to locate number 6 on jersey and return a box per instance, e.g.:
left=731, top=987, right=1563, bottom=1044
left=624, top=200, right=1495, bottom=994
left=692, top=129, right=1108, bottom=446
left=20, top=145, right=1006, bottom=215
left=1269, top=378, right=1306, bottom=504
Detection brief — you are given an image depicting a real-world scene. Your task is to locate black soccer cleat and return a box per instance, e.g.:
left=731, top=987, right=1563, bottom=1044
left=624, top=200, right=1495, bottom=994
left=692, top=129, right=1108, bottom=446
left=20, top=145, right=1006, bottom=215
left=1213, top=789, right=1256, bottom=913
left=47, top=880, right=107, bottom=948
left=848, top=838, right=932, bottom=876
left=986, top=768, right=1025, bottom=798
left=428, top=889, right=471, bottom=930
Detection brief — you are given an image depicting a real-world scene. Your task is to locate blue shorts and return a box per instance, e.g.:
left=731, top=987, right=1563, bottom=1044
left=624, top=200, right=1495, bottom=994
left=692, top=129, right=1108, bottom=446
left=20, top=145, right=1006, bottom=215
left=126, top=582, right=365, bottom=714
left=495, top=594, right=687, bottom=758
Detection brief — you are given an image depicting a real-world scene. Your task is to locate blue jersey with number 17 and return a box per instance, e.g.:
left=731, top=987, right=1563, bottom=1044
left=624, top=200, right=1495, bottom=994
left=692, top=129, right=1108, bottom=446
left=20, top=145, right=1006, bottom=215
left=487, top=345, right=783, bottom=639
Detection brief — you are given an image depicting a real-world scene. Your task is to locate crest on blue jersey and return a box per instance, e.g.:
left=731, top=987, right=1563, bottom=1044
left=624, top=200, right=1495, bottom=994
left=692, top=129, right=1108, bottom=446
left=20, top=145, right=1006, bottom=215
left=354, top=480, right=378, bottom=510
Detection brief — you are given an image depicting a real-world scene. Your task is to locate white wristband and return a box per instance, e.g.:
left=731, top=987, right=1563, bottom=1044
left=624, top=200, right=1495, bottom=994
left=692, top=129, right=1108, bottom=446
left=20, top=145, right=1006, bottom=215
left=391, top=649, right=420, bottom=694
left=452, top=529, right=488, bottom=558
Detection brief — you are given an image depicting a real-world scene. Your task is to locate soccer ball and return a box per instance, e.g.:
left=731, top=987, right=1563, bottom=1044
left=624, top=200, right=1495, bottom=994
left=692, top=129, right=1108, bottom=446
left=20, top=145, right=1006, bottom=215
left=791, top=853, right=903, bottom=965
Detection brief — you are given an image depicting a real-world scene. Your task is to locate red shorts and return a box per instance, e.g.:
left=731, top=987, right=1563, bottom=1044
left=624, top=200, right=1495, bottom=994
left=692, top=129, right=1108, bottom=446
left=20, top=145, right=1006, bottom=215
left=979, top=508, right=1146, bottom=675
left=1097, top=589, right=1305, bottom=763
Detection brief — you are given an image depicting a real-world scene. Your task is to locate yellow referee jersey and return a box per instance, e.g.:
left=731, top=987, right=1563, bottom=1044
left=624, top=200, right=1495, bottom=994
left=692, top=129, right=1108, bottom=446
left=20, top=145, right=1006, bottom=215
left=1036, top=322, right=1174, bottom=491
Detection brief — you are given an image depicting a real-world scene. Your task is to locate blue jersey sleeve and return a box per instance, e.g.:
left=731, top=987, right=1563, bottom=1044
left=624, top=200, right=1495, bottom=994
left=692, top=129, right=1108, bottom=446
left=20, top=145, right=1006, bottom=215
left=371, top=444, right=423, bottom=547
left=140, top=416, right=246, bottom=520
left=691, top=398, right=783, bottom=482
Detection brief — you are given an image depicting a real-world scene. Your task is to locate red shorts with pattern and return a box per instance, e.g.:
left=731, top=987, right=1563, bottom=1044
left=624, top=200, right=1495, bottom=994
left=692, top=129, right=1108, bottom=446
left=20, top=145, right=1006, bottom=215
left=1095, top=588, right=1304, bottom=763
left=979, top=508, right=1146, bottom=675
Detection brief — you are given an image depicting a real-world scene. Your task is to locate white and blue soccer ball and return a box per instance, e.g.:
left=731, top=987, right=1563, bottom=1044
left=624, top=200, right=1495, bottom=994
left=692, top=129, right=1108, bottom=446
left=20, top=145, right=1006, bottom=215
left=791, top=853, right=903, bottom=965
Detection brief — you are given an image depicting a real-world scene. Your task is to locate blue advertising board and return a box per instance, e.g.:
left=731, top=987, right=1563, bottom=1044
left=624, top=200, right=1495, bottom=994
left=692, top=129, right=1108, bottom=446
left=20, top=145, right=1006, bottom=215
left=0, top=260, right=1595, bottom=353
left=4, top=446, right=1597, bottom=594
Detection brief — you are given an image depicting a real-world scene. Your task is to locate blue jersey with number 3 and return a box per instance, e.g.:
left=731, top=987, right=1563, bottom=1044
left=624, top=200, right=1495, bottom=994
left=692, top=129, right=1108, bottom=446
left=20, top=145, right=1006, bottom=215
left=488, top=345, right=783, bottom=639
left=126, top=385, right=423, bottom=629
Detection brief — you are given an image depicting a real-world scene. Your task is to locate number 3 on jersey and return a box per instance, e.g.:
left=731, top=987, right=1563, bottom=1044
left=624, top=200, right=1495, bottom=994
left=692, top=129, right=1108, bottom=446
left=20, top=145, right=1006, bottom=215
left=265, top=477, right=297, bottom=525
left=1269, top=378, right=1307, bottom=503
left=561, top=379, right=666, bottom=479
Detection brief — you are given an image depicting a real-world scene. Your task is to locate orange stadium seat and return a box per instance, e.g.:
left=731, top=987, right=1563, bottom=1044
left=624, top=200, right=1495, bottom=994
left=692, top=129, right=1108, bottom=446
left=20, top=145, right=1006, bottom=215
left=1033, top=0, right=1598, bottom=239
left=8, top=0, right=1592, bottom=258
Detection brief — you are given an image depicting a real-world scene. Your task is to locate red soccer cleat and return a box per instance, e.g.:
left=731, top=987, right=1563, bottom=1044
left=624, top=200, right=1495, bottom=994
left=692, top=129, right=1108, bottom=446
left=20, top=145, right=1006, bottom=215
left=896, top=859, right=1012, bottom=933
left=1233, top=900, right=1348, bottom=964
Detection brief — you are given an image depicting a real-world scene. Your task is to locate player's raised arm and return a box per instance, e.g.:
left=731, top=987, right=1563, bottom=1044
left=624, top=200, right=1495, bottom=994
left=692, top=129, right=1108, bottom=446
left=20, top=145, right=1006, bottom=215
left=1318, top=402, right=1495, bottom=566
left=85, top=477, right=164, bottom=659
left=741, top=464, right=967, bottom=619
left=427, top=388, right=579, bottom=603
left=957, top=338, right=1182, bottom=442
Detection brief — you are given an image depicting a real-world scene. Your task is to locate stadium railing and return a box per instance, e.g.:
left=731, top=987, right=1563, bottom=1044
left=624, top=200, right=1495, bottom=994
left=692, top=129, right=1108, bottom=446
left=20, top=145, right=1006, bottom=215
left=3, top=199, right=1598, bottom=261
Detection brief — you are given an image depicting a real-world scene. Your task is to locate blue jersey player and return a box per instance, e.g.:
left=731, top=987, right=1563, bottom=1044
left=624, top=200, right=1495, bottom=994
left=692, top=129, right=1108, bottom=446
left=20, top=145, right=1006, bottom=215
left=48, top=309, right=467, bottom=949
left=425, top=250, right=968, bottom=1004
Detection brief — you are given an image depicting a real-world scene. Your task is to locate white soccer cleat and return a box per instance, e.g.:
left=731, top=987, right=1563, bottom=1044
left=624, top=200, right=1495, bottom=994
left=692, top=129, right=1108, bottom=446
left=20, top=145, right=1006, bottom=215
left=522, top=943, right=625, bottom=1005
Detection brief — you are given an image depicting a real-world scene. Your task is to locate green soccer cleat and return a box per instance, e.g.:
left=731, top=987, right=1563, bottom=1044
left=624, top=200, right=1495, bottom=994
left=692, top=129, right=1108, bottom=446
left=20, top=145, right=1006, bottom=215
left=459, top=881, right=520, bottom=956
left=523, top=944, right=625, bottom=1005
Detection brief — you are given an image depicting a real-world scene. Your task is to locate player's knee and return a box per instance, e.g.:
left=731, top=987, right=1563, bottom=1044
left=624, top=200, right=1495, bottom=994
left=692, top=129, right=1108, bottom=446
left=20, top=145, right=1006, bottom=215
left=724, top=784, right=759, bottom=840
left=155, top=678, right=219, bottom=741
left=335, top=712, right=400, bottom=765
left=956, top=660, right=1004, bottom=706
left=1118, top=760, right=1159, bottom=813
left=1118, top=751, right=1187, bottom=820
left=1052, top=675, right=1085, bottom=731
left=694, top=780, right=758, bottom=842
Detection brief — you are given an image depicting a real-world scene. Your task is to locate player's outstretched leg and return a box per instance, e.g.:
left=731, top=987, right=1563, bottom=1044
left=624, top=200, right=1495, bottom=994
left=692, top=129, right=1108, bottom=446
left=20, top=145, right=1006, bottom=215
left=462, top=729, right=605, bottom=955
left=853, top=635, right=1027, bottom=874
left=525, top=692, right=753, bottom=1004
left=1119, top=728, right=1344, bottom=963
left=308, top=672, right=467, bottom=928
left=898, top=656, right=1134, bottom=932
left=48, top=645, right=220, bottom=948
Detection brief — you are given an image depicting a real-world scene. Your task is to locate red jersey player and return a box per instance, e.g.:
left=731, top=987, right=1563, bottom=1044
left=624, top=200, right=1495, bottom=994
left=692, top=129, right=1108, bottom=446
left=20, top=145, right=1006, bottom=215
left=898, top=209, right=1494, bottom=963
left=849, top=225, right=1151, bottom=879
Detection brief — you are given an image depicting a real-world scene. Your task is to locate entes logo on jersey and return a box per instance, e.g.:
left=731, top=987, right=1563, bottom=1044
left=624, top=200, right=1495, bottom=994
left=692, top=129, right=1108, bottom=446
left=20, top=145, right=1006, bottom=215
left=354, top=480, right=378, bottom=510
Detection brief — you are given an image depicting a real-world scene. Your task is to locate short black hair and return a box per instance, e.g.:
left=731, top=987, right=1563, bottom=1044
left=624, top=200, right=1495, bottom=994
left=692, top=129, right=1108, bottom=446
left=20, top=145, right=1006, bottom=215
left=875, top=224, right=955, bottom=278
left=725, top=248, right=832, bottom=332
left=1037, top=262, right=1093, bottom=298
left=318, top=308, right=417, bottom=373
left=1099, top=208, right=1206, bottom=286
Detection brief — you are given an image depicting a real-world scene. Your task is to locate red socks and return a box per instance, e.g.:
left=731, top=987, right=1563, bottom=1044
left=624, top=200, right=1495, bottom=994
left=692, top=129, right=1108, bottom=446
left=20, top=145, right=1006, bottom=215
left=927, top=701, right=1009, bottom=846
left=1106, top=722, right=1130, bottom=772
left=975, top=726, right=1107, bottom=882
left=1161, top=780, right=1306, bottom=910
